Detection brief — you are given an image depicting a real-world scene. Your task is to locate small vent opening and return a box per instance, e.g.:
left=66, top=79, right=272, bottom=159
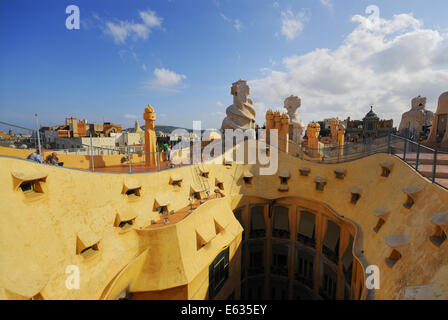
left=201, top=173, right=209, bottom=178
left=196, top=232, right=208, bottom=250
left=315, top=181, right=326, bottom=192
left=334, top=169, right=346, bottom=180
left=157, top=205, right=169, bottom=215
left=119, top=219, right=134, bottom=230
left=193, top=192, right=202, bottom=200
left=172, top=180, right=182, bottom=188
left=373, top=218, right=385, bottom=233
left=80, top=244, right=99, bottom=259
left=243, top=177, right=253, bottom=185
left=19, top=179, right=45, bottom=194
left=381, top=167, right=391, bottom=177
left=385, top=249, right=401, bottom=268
left=430, top=226, right=447, bottom=248
left=126, top=188, right=141, bottom=199
left=351, top=193, right=361, bottom=205
left=403, top=195, right=414, bottom=209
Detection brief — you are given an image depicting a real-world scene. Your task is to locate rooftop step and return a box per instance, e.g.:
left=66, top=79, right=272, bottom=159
left=396, top=153, right=448, bottom=165
left=406, top=159, right=448, bottom=166
left=417, top=165, right=448, bottom=179
left=435, top=178, right=448, bottom=188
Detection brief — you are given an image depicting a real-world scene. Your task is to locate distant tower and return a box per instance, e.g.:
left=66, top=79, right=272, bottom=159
left=330, top=119, right=339, bottom=145
left=143, top=105, right=158, bottom=167
left=134, top=119, right=143, bottom=134
left=337, top=124, right=346, bottom=157
left=279, top=113, right=290, bottom=153
left=265, top=109, right=290, bottom=153
left=307, top=122, right=321, bottom=158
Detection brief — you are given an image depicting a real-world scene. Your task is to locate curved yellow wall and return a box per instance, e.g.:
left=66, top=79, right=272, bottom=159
left=0, top=142, right=447, bottom=300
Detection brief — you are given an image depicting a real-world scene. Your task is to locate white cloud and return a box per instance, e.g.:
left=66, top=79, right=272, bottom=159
left=234, top=19, right=243, bottom=32
left=220, top=13, right=243, bottom=32
left=142, top=64, right=147, bottom=72
left=139, top=10, right=162, bottom=28
left=220, top=13, right=230, bottom=22
left=280, top=9, right=307, bottom=40
left=216, top=101, right=224, bottom=107
left=153, top=68, right=186, bottom=86
left=124, top=114, right=137, bottom=119
left=273, top=2, right=279, bottom=8
left=104, top=9, right=162, bottom=44
left=320, top=0, right=333, bottom=10
left=143, top=68, right=187, bottom=92
left=249, top=13, right=448, bottom=127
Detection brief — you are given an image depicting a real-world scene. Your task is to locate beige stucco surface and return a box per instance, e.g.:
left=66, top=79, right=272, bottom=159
left=0, top=141, right=447, bottom=300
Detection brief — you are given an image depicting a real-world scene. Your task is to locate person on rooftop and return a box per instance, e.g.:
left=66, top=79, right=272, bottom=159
left=46, top=152, right=64, bottom=167
left=27, top=149, right=43, bottom=164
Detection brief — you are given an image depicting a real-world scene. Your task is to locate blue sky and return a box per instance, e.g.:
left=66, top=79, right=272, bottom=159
left=1, top=0, right=448, bottom=132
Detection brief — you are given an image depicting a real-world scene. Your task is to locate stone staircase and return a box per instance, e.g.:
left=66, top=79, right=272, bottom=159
left=397, top=153, right=448, bottom=188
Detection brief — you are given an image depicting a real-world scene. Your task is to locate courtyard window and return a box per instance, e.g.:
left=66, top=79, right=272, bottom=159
left=250, top=206, right=266, bottom=238
left=271, top=244, right=289, bottom=277
left=272, top=206, right=290, bottom=239
left=248, top=242, right=264, bottom=276
left=320, top=263, right=338, bottom=300
left=297, top=211, right=316, bottom=248
left=322, top=220, right=340, bottom=265
left=295, top=248, right=314, bottom=289
left=341, top=236, right=354, bottom=286
left=209, top=247, right=229, bottom=299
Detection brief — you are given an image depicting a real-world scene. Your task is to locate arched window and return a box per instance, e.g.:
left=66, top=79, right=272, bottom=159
left=320, top=262, right=338, bottom=300
left=209, top=247, right=229, bottom=299
left=295, top=247, right=314, bottom=289
left=271, top=243, right=289, bottom=277
left=297, top=211, right=316, bottom=248
left=272, top=206, right=290, bottom=239
left=248, top=241, right=264, bottom=276
left=322, top=220, right=340, bottom=265
left=250, top=205, right=266, bottom=239
left=341, top=236, right=354, bottom=297
left=270, top=278, right=289, bottom=300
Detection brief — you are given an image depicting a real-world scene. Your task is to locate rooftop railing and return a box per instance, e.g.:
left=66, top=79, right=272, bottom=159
left=387, top=134, right=448, bottom=190
left=1, top=121, right=447, bottom=190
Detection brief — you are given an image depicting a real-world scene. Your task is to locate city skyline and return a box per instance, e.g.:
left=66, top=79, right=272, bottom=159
left=1, top=0, right=448, bottom=131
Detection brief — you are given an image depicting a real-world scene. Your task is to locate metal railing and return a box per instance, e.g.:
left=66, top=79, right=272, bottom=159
left=281, top=135, right=390, bottom=164
left=1, top=120, right=447, bottom=190
left=0, top=120, right=43, bottom=151
left=387, top=134, right=448, bottom=190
